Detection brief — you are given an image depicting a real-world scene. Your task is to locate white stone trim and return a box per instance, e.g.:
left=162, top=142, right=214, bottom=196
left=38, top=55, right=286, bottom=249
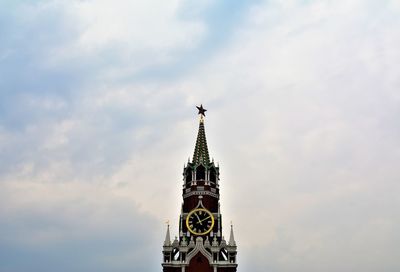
left=186, top=237, right=213, bottom=264
left=183, top=190, right=219, bottom=199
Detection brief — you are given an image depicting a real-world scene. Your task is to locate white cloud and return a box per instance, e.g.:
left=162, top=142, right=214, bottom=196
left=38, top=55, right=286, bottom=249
left=1, top=0, right=400, bottom=271
left=29, top=0, right=207, bottom=74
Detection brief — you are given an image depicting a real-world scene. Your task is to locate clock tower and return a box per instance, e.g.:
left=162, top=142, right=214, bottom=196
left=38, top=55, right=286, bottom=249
left=162, top=105, right=238, bottom=272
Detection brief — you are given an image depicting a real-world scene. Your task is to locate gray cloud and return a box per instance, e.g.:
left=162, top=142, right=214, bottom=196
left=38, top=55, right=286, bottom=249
left=0, top=181, right=160, bottom=272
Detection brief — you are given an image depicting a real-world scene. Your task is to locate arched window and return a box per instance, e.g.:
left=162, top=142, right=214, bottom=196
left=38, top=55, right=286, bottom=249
left=196, top=165, right=206, bottom=180
left=172, top=248, right=180, bottom=261
left=219, top=248, right=228, bottom=261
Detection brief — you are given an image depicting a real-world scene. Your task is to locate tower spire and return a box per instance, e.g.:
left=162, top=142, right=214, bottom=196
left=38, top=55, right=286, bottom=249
left=164, top=223, right=171, bottom=246
left=192, top=105, right=210, bottom=165
left=229, top=223, right=236, bottom=246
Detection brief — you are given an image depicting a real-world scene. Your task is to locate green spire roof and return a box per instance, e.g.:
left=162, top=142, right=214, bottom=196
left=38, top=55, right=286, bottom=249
left=192, top=118, right=210, bottom=165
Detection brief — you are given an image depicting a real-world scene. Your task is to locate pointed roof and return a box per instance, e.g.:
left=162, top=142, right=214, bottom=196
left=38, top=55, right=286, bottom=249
left=192, top=117, right=210, bottom=165
left=164, top=224, right=171, bottom=246
left=229, top=224, right=236, bottom=246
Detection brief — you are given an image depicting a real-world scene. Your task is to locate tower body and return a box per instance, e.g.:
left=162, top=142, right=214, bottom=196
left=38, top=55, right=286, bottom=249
left=162, top=112, right=238, bottom=272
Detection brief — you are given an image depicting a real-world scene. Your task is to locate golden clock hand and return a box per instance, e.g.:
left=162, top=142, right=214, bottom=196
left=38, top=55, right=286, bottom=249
left=194, top=213, right=203, bottom=226
left=199, top=215, right=211, bottom=223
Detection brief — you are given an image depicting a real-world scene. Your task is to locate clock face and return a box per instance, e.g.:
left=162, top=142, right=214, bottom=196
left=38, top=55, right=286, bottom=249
left=186, top=208, right=215, bottom=235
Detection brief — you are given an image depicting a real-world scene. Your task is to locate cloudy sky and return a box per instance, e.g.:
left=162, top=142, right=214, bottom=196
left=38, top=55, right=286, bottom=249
left=1, top=0, right=400, bottom=271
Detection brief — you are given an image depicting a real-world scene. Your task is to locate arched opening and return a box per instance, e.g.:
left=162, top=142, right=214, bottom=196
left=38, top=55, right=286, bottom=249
left=187, top=252, right=212, bottom=272
left=196, top=165, right=206, bottom=180
left=172, top=248, right=180, bottom=261
left=185, top=169, right=193, bottom=183
left=219, top=248, right=228, bottom=261
left=209, top=168, right=216, bottom=182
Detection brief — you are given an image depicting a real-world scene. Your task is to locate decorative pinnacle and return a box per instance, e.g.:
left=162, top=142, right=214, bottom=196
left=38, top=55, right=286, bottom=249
left=229, top=223, right=236, bottom=246
left=164, top=222, right=171, bottom=246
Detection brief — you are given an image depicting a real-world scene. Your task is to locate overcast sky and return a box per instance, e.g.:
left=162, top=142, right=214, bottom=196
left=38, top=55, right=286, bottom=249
left=1, top=0, right=400, bottom=271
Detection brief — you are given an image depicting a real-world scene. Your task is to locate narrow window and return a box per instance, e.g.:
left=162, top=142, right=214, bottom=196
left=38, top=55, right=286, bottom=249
left=210, top=169, right=216, bottom=182
left=185, top=169, right=192, bottom=183
left=196, top=165, right=206, bottom=180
